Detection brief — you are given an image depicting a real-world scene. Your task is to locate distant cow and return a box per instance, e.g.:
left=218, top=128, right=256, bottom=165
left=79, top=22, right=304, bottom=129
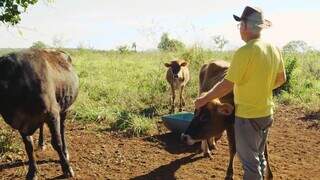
left=165, top=59, right=190, bottom=112
left=181, top=60, right=273, bottom=180
left=0, top=49, right=79, bottom=179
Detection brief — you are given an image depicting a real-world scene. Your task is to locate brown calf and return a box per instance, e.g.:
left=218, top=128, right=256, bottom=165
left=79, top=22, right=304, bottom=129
left=165, top=59, right=190, bottom=112
left=182, top=60, right=273, bottom=179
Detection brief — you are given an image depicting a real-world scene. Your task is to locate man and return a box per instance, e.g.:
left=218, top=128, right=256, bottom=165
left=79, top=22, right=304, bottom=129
left=194, top=6, right=286, bottom=180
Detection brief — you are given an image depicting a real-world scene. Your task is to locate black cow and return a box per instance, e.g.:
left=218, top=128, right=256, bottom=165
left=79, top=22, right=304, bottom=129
left=0, top=49, right=79, bottom=179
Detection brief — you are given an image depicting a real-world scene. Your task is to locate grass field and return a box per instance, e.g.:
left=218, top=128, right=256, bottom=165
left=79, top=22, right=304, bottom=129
left=0, top=48, right=319, bottom=139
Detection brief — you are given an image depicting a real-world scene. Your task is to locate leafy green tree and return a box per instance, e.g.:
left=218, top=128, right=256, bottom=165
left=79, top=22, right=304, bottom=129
left=30, top=41, right=47, bottom=49
left=0, top=0, right=39, bottom=25
left=157, top=33, right=185, bottom=52
left=282, top=40, right=310, bottom=53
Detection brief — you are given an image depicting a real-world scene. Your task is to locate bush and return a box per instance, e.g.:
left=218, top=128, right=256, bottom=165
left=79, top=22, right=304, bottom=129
left=30, top=41, right=47, bottom=49
left=274, top=55, right=298, bottom=95
left=158, top=33, right=185, bottom=52
left=111, top=111, right=156, bottom=137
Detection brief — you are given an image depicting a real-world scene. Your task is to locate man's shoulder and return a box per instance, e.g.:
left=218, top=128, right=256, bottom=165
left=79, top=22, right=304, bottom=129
left=235, top=44, right=252, bottom=56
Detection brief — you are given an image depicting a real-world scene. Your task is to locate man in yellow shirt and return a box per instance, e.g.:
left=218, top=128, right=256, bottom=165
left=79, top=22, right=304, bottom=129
left=195, top=6, right=286, bottom=180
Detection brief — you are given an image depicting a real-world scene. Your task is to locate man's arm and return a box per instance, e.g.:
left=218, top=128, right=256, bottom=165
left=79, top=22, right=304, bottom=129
left=273, top=70, right=286, bottom=89
left=194, top=79, right=234, bottom=109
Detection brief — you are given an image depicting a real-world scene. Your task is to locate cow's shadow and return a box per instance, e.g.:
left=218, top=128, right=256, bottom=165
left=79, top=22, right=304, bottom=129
left=0, top=159, right=60, bottom=170
left=143, top=132, right=200, bottom=154
left=130, top=153, right=204, bottom=180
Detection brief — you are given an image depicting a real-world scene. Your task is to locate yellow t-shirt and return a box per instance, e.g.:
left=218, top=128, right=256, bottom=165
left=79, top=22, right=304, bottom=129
left=225, top=38, right=284, bottom=118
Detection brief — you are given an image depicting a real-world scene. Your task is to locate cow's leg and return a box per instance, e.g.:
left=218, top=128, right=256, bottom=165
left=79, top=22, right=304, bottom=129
left=225, top=126, right=236, bottom=180
left=201, top=140, right=213, bottom=159
left=179, top=85, right=185, bottom=112
left=20, top=133, right=38, bottom=180
left=38, top=124, right=45, bottom=150
left=60, top=111, right=69, bottom=161
left=170, top=85, right=175, bottom=113
left=264, top=143, right=273, bottom=180
left=208, top=133, right=223, bottom=152
left=207, top=137, right=217, bottom=151
left=47, top=110, right=74, bottom=178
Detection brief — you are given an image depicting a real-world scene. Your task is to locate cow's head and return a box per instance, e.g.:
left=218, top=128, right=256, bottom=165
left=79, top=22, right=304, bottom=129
left=181, top=98, right=234, bottom=145
left=165, top=60, right=188, bottom=80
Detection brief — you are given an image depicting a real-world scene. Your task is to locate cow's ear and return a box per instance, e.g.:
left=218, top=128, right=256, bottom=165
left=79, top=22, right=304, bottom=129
left=217, top=103, right=234, bottom=115
left=181, top=61, right=188, bottom=67
left=165, top=62, right=171, bottom=67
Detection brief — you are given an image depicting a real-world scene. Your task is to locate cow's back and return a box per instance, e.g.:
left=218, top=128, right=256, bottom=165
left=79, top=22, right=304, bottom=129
left=32, top=49, right=79, bottom=111
left=200, top=60, right=234, bottom=123
left=199, top=60, right=230, bottom=93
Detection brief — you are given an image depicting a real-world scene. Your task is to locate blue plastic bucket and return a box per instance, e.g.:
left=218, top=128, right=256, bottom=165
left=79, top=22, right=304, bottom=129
left=161, top=112, right=194, bottom=133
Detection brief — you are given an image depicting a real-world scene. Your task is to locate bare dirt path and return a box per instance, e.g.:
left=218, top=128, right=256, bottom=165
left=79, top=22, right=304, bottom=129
left=1, top=105, right=320, bottom=180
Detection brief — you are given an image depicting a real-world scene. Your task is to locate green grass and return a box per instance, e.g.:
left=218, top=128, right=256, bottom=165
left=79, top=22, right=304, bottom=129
left=0, top=127, right=20, bottom=158
left=276, top=51, right=320, bottom=112
left=0, top=48, right=319, bottom=137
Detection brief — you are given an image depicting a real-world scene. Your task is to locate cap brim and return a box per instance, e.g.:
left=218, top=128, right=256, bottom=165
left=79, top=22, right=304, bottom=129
left=233, top=14, right=241, bottom=21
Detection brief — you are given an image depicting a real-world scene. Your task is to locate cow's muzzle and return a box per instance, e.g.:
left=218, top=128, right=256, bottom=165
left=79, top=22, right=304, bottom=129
left=181, top=133, right=197, bottom=145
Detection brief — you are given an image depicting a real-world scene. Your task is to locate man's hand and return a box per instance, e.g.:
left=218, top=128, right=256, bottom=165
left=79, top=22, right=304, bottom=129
left=194, top=79, right=234, bottom=110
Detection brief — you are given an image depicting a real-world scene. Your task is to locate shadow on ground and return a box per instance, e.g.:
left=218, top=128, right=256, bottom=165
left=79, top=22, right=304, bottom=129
left=0, top=159, right=60, bottom=171
left=130, top=153, right=203, bottom=180
left=143, top=132, right=200, bottom=154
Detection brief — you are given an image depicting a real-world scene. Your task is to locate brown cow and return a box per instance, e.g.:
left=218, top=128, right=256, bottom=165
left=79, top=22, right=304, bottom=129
left=181, top=60, right=273, bottom=180
left=165, top=59, right=190, bottom=113
left=0, top=49, right=79, bottom=179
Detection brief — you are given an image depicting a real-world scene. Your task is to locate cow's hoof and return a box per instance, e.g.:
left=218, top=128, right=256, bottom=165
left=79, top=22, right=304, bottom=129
left=63, top=166, right=75, bottom=178
left=26, top=170, right=38, bottom=180
left=224, top=176, right=233, bottom=180
left=204, top=152, right=213, bottom=159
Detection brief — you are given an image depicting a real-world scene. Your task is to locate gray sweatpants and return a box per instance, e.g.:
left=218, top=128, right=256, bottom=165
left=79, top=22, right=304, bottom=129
left=235, top=116, right=273, bottom=180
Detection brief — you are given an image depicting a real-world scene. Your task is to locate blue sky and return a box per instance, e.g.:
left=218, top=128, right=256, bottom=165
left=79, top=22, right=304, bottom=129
left=1, top=0, right=320, bottom=50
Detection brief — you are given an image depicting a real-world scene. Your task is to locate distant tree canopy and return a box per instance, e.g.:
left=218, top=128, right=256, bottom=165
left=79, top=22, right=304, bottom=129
left=30, top=41, right=47, bottom=49
left=0, top=0, right=39, bottom=25
left=212, top=35, right=228, bottom=51
left=157, top=33, right=185, bottom=52
left=282, top=40, right=310, bottom=53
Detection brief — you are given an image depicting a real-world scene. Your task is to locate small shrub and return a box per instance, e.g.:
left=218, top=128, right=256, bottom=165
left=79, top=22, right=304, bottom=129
left=111, top=111, right=156, bottom=137
left=274, top=55, right=298, bottom=95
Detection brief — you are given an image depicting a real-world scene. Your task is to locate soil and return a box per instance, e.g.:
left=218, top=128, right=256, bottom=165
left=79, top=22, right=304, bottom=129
left=1, top=105, right=320, bottom=180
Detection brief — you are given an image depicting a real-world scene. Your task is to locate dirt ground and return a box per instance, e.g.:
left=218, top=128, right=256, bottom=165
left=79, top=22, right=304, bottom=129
left=1, top=105, right=320, bottom=180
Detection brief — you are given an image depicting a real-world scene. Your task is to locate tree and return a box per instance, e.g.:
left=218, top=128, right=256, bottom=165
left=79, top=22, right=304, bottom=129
left=282, top=40, right=310, bottom=53
left=157, top=33, right=185, bottom=52
left=0, top=0, right=39, bottom=25
left=212, top=35, right=228, bottom=51
left=131, top=42, right=137, bottom=52
left=30, top=41, right=47, bottom=49
left=117, top=45, right=130, bottom=54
